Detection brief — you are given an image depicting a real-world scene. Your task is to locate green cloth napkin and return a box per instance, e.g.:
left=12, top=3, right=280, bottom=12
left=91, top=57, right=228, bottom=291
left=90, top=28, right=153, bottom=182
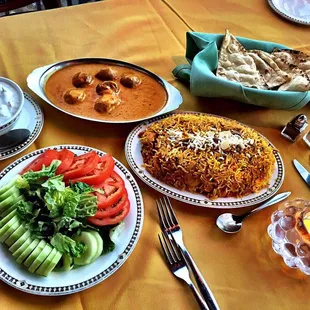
left=173, top=32, right=310, bottom=110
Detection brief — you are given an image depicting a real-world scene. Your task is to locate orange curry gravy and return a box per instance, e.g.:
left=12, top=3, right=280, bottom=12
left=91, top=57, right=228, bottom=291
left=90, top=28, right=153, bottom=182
left=44, top=63, right=168, bottom=121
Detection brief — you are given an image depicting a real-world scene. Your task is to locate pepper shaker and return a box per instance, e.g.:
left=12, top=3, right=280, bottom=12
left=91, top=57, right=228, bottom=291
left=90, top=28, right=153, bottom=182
left=281, top=114, right=308, bottom=142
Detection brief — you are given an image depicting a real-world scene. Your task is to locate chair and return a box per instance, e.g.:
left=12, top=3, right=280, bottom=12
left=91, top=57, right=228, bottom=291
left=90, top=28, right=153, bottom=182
left=0, top=0, right=61, bottom=16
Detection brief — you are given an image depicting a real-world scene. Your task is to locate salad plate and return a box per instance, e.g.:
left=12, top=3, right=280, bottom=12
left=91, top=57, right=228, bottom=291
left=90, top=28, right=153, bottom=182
left=125, top=111, right=285, bottom=209
left=0, top=93, right=44, bottom=161
left=0, top=145, right=144, bottom=295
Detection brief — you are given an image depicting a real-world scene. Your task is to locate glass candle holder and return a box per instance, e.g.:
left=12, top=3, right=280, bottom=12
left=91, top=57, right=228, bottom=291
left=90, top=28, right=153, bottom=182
left=303, top=131, right=310, bottom=148
left=268, top=198, right=310, bottom=275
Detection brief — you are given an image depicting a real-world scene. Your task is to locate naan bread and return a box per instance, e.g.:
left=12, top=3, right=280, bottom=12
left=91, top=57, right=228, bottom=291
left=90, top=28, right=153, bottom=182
left=278, top=68, right=310, bottom=91
left=248, top=50, right=288, bottom=89
left=271, top=49, right=310, bottom=79
left=216, top=29, right=267, bottom=89
left=215, top=30, right=310, bottom=92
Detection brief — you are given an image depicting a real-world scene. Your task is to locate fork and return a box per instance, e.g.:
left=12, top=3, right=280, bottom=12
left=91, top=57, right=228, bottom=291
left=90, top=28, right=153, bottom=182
left=159, top=231, right=210, bottom=310
left=157, top=197, right=220, bottom=310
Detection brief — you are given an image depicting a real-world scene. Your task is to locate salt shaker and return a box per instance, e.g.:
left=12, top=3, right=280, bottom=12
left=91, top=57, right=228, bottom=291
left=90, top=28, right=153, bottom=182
left=281, top=114, right=308, bottom=142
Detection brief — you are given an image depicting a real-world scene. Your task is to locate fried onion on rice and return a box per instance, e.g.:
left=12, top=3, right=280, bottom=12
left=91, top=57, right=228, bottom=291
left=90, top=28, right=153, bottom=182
left=139, top=114, right=275, bottom=199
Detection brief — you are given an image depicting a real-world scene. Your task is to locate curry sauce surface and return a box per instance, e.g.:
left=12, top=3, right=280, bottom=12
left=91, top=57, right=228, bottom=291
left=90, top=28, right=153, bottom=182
left=44, top=64, right=167, bottom=121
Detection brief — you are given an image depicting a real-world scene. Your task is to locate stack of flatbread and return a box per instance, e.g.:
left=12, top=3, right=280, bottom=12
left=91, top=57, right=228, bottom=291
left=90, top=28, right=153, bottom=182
left=216, top=29, right=310, bottom=91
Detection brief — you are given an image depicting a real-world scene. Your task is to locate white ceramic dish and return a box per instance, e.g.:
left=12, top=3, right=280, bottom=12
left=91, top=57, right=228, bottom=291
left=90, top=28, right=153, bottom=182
left=0, top=145, right=144, bottom=295
left=125, top=111, right=285, bottom=209
left=268, top=0, right=310, bottom=25
left=0, top=77, right=24, bottom=136
left=0, top=93, right=44, bottom=161
left=27, top=58, right=183, bottom=124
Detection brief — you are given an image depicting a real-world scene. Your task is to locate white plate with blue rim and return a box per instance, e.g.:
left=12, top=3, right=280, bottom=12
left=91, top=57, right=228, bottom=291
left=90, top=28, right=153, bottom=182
left=0, top=145, right=144, bottom=295
left=125, top=111, right=285, bottom=209
left=268, top=0, right=310, bottom=25
left=0, top=93, right=44, bottom=161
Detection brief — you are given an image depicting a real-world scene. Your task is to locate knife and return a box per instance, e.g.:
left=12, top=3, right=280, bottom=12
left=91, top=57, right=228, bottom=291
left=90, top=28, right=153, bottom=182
left=293, top=159, right=310, bottom=187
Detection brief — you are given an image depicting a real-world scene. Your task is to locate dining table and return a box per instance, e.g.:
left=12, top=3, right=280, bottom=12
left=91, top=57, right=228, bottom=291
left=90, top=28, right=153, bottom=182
left=0, top=0, right=309, bottom=309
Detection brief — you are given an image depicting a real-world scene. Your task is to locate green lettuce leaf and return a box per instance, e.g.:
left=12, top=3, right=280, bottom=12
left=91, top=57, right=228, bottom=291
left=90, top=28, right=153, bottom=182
left=15, top=175, right=30, bottom=190
left=62, top=190, right=80, bottom=218
left=101, top=233, right=115, bottom=254
left=51, top=233, right=86, bottom=258
left=44, top=187, right=80, bottom=218
left=30, top=221, right=56, bottom=239
left=44, top=191, right=64, bottom=218
left=42, top=175, right=65, bottom=192
left=70, top=182, right=94, bottom=194
left=98, top=226, right=116, bottom=254
left=22, top=160, right=61, bottom=183
left=76, top=193, right=97, bottom=218
left=16, top=200, right=40, bottom=223
left=70, top=181, right=105, bottom=195
left=55, top=217, right=84, bottom=232
left=109, top=221, right=125, bottom=245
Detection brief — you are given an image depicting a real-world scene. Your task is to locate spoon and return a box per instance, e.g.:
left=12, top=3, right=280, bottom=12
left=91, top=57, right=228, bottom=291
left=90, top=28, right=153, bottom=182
left=216, top=192, right=291, bottom=233
left=0, top=129, right=30, bottom=150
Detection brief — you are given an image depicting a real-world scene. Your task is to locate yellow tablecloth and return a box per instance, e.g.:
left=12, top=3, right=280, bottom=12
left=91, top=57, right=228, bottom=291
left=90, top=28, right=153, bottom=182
left=0, top=0, right=309, bottom=309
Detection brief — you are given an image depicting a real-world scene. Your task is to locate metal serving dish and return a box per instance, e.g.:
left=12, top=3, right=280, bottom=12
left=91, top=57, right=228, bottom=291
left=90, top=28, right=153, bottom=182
left=27, top=58, right=183, bottom=124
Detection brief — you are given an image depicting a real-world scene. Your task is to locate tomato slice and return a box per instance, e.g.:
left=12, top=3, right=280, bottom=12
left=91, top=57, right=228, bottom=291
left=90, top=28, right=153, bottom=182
left=21, top=149, right=59, bottom=174
left=69, top=154, right=114, bottom=185
left=63, top=151, right=100, bottom=181
left=94, top=189, right=127, bottom=219
left=56, top=149, right=75, bottom=175
left=95, top=172, right=125, bottom=209
left=88, top=199, right=130, bottom=226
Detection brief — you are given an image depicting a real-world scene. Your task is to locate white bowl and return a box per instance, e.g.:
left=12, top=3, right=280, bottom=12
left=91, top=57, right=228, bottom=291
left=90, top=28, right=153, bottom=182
left=0, top=77, right=24, bottom=136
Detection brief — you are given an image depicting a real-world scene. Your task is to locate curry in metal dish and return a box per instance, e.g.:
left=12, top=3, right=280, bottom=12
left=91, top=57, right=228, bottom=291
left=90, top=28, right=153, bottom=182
left=139, top=114, right=276, bottom=199
left=44, top=63, right=167, bottom=121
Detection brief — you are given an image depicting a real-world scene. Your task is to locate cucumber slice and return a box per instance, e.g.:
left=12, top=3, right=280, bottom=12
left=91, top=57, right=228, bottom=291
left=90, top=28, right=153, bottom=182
left=73, top=231, right=98, bottom=266
left=15, top=239, right=40, bottom=264
left=0, top=209, right=17, bottom=227
left=0, top=176, right=18, bottom=196
left=0, top=186, right=19, bottom=202
left=29, top=243, right=53, bottom=273
left=0, top=196, right=24, bottom=218
left=12, top=238, right=33, bottom=260
left=5, top=224, right=26, bottom=246
left=23, top=240, right=46, bottom=267
left=89, top=231, right=103, bottom=263
left=42, top=251, right=62, bottom=277
left=0, top=204, right=18, bottom=219
left=9, top=230, right=31, bottom=253
left=0, top=219, right=21, bottom=243
left=36, top=248, right=57, bottom=276
left=63, top=254, right=74, bottom=271
left=0, top=193, right=22, bottom=212
left=0, top=215, right=20, bottom=239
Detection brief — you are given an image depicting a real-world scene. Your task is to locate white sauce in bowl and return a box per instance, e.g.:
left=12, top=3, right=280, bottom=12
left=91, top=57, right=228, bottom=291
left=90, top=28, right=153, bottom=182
left=0, top=81, right=22, bottom=125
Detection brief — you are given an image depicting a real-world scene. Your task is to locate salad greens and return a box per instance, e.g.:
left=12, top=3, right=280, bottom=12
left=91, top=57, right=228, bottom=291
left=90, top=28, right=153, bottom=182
left=14, top=160, right=118, bottom=260
left=51, top=233, right=87, bottom=258
left=17, top=160, right=61, bottom=187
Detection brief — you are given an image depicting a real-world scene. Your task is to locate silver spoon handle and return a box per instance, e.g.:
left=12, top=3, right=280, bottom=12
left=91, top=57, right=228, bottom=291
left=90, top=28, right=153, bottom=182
left=243, top=192, right=291, bottom=220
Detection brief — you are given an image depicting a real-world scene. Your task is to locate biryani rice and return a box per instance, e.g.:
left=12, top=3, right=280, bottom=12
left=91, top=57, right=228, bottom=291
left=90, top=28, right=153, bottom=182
left=139, top=114, right=275, bottom=199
